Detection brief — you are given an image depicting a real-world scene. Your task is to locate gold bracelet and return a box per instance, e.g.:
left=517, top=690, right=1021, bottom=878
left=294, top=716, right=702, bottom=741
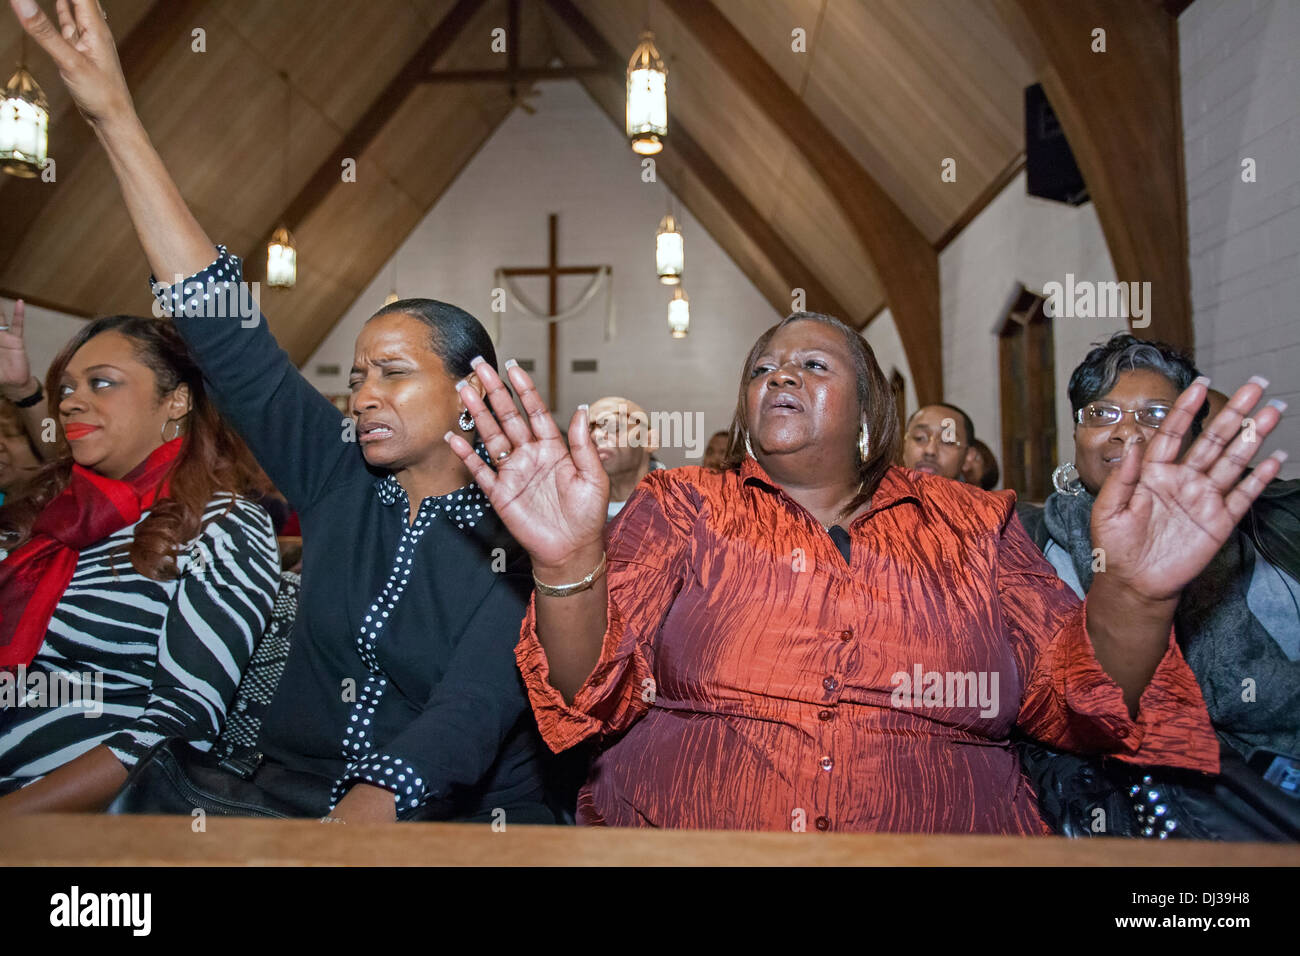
left=532, top=551, right=607, bottom=597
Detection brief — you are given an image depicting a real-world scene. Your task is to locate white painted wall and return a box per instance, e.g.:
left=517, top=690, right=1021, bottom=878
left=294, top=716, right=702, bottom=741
left=1181, top=0, right=1300, bottom=479
left=0, top=296, right=88, bottom=389
left=303, top=79, right=779, bottom=467
left=940, top=170, right=1125, bottom=484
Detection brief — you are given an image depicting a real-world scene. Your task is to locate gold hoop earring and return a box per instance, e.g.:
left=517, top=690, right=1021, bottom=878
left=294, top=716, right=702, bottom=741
left=744, top=431, right=756, bottom=459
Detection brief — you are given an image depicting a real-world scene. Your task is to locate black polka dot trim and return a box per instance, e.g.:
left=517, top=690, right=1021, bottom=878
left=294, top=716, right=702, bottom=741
left=333, top=754, right=425, bottom=815
left=330, top=467, right=495, bottom=812
left=149, top=244, right=245, bottom=319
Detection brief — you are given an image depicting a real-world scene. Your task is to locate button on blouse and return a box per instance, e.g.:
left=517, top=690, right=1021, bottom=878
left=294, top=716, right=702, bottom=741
left=515, top=458, right=1220, bottom=833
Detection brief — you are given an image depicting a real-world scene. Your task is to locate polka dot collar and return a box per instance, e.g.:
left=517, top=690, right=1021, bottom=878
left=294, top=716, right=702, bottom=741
left=373, top=443, right=493, bottom=530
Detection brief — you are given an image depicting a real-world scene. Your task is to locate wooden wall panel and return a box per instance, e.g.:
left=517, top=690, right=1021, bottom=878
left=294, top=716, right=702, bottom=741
left=993, top=0, right=1193, bottom=350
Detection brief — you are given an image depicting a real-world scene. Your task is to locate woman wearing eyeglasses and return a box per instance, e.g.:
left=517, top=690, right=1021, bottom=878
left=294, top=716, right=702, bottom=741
left=1017, top=332, right=1300, bottom=838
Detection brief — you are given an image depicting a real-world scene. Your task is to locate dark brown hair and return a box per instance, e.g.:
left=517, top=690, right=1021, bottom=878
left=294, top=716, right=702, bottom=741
left=0, top=316, right=266, bottom=578
left=723, top=311, right=901, bottom=520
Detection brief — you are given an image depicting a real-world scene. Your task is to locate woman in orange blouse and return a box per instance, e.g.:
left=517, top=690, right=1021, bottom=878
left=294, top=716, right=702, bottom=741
left=446, top=312, right=1288, bottom=833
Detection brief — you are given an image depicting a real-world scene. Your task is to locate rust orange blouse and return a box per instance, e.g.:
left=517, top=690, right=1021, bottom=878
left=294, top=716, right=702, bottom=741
left=515, top=458, right=1220, bottom=833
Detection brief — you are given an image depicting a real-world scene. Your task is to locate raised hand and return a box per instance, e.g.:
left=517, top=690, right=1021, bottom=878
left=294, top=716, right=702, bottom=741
left=1092, top=375, right=1287, bottom=604
left=0, top=299, right=35, bottom=393
left=9, top=0, right=132, bottom=126
left=444, top=358, right=609, bottom=575
left=0, top=299, right=32, bottom=390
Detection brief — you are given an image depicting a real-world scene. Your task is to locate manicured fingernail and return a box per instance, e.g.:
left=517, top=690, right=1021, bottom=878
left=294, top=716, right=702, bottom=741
left=1249, top=375, right=1270, bottom=389
left=443, top=431, right=454, bottom=442
left=1193, top=375, right=1211, bottom=387
left=15, top=0, right=37, bottom=19
left=469, top=355, right=485, bottom=368
left=1271, top=450, right=1289, bottom=463
left=504, top=358, right=518, bottom=370
left=454, top=378, right=467, bottom=391
left=1267, top=398, right=1288, bottom=412
left=578, top=403, right=589, bottom=412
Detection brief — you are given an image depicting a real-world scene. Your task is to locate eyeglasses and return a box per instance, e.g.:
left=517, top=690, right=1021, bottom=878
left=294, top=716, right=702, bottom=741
left=1075, top=401, right=1172, bottom=428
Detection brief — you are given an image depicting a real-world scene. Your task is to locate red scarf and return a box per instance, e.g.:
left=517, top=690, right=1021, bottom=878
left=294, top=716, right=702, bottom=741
left=0, top=438, right=183, bottom=669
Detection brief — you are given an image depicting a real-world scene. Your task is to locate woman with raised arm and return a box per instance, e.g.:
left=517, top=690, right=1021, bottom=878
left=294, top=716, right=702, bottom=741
left=9, top=0, right=550, bottom=823
left=1016, top=333, right=1299, bottom=838
left=446, top=310, right=1287, bottom=832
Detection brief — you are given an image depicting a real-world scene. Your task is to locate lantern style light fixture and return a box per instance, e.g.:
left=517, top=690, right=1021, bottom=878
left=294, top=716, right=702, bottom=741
left=655, top=211, right=683, bottom=285
left=626, top=31, right=667, bottom=155
left=267, top=72, right=296, bottom=288
left=1, top=43, right=50, bottom=179
left=267, top=226, right=297, bottom=288
left=667, top=286, right=689, bottom=338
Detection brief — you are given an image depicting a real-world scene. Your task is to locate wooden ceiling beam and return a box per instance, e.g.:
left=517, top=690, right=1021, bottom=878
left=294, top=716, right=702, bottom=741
left=658, top=0, right=943, bottom=404
left=0, top=0, right=206, bottom=280
left=240, top=0, right=487, bottom=277
left=544, top=0, right=856, bottom=328
left=423, top=66, right=608, bottom=82
left=993, top=0, right=1193, bottom=351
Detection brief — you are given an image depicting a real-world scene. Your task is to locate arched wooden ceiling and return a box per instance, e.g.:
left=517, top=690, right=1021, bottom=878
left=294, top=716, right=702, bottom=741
left=0, top=0, right=1190, bottom=404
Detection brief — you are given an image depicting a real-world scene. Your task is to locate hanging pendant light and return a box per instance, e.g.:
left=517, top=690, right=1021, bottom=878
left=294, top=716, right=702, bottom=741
left=267, top=225, right=297, bottom=288
left=655, top=211, right=683, bottom=285
left=668, top=287, right=689, bottom=338
left=267, top=72, right=296, bottom=288
left=626, top=31, right=667, bottom=156
left=1, top=39, right=50, bottom=179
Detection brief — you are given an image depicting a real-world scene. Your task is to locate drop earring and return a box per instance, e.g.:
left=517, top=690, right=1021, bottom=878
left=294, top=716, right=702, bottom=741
left=744, top=431, right=756, bottom=459
left=858, top=422, right=870, bottom=462
left=458, top=408, right=475, bottom=432
left=1052, top=462, right=1084, bottom=496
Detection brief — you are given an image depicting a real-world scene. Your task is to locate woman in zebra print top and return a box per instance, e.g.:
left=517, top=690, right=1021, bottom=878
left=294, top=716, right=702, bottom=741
left=0, top=315, right=279, bottom=813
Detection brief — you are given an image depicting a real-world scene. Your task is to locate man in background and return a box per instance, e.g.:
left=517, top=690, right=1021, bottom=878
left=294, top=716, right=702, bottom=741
left=902, top=403, right=978, bottom=482
left=588, top=395, right=665, bottom=521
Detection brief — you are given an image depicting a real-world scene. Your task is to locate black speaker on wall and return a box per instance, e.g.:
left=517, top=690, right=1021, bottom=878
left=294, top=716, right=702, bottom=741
left=1025, top=83, right=1089, bottom=206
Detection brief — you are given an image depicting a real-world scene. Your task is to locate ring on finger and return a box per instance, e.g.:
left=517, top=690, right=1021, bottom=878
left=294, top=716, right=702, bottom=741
left=495, top=450, right=510, bottom=463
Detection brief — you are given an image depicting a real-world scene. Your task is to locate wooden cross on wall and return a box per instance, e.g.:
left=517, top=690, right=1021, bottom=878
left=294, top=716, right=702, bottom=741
left=501, top=213, right=606, bottom=411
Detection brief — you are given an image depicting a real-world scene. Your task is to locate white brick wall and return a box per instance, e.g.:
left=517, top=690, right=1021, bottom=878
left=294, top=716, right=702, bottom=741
left=304, top=79, right=779, bottom=467
left=1182, top=0, right=1300, bottom=478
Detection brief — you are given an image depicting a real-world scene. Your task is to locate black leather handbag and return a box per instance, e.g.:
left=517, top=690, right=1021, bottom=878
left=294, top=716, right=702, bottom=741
left=106, top=572, right=329, bottom=819
left=1019, top=736, right=1300, bottom=841
left=105, top=736, right=326, bottom=818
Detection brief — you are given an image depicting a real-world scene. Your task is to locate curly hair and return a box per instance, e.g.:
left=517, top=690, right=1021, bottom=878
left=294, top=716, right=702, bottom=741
left=723, top=311, right=901, bottom=521
left=1067, top=332, right=1208, bottom=437
left=0, top=316, right=267, bottom=579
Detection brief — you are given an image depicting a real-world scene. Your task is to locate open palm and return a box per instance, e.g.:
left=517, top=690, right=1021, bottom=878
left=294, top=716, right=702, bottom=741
left=1093, top=377, right=1286, bottom=603
left=445, top=359, right=609, bottom=571
left=0, top=299, right=33, bottom=391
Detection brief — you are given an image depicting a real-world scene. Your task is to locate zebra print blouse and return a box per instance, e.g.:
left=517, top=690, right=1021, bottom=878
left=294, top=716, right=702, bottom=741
left=0, top=495, right=279, bottom=794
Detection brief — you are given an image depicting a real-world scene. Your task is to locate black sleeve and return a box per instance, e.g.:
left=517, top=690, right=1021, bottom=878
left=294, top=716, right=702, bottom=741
left=151, top=245, right=364, bottom=512
left=344, top=564, right=535, bottom=814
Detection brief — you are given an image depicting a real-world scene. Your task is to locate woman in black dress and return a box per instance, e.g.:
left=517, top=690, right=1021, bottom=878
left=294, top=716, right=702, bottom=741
left=11, top=0, right=550, bottom=823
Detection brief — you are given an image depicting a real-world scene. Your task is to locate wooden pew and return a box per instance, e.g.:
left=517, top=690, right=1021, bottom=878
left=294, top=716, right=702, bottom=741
left=4, top=814, right=1298, bottom=866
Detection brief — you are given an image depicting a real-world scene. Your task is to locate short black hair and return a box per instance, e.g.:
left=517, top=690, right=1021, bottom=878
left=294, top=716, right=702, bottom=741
left=906, top=403, right=975, bottom=446
left=1067, top=332, right=1207, bottom=436
left=369, top=298, right=497, bottom=379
